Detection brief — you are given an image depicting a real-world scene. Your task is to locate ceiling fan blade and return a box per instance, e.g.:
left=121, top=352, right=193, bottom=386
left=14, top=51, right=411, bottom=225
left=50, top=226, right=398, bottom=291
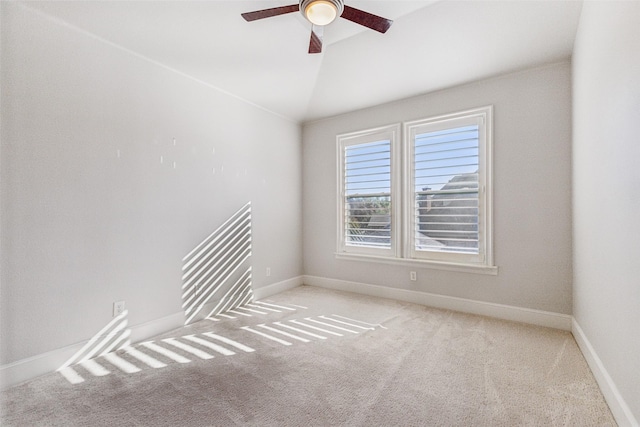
left=309, top=25, right=323, bottom=54
left=340, top=5, right=393, bottom=34
left=241, top=4, right=299, bottom=22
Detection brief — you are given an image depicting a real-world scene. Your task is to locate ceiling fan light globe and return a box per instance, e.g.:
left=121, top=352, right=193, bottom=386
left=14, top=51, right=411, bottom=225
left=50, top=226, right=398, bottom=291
left=305, top=1, right=338, bottom=26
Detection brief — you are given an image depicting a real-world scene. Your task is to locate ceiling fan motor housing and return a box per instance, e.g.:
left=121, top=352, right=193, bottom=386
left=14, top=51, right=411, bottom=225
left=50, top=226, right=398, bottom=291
left=300, top=0, right=345, bottom=25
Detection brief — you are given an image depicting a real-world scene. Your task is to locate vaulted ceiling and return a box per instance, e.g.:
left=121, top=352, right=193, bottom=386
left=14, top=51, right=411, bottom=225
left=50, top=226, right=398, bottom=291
left=22, top=1, right=583, bottom=122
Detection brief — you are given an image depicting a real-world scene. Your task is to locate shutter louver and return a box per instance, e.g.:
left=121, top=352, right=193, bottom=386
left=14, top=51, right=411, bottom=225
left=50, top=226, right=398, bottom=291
left=414, top=125, right=479, bottom=254
left=344, top=140, right=391, bottom=248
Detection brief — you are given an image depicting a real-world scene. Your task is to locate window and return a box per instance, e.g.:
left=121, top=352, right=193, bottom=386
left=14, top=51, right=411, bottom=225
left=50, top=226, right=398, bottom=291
left=337, top=124, right=400, bottom=257
left=337, top=107, right=494, bottom=273
left=405, top=107, right=492, bottom=266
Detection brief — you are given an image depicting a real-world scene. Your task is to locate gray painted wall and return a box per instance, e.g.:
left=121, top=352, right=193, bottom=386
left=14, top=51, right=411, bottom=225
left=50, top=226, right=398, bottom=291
left=573, top=1, right=640, bottom=421
left=2, top=3, right=638, bottom=420
left=302, top=62, right=573, bottom=314
left=0, top=3, right=302, bottom=365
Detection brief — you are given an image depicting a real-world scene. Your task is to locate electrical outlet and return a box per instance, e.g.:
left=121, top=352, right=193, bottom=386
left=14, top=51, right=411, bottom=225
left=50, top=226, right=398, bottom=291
left=410, top=271, right=417, bottom=281
left=113, top=301, right=125, bottom=317
left=266, top=267, right=271, bottom=277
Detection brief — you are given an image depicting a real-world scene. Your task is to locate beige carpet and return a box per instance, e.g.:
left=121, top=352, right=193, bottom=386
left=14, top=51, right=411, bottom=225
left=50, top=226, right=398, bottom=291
left=1, top=285, right=616, bottom=426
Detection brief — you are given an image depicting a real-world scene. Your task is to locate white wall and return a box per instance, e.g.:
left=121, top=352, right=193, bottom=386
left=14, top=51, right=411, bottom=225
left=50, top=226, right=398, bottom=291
left=572, top=1, right=640, bottom=424
left=302, top=62, right=573, bottom=315
left=0, top=3, right=302, bottom=368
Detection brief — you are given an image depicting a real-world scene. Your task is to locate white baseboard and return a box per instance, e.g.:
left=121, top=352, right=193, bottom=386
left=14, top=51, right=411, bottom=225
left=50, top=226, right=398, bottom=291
left=303, top=275, right=572, bottom=331
left=0, top=276, right=306, bottom=391
left=0, top=341, right=84, bottom=391
left=129, top=311, right=185, bottom=344
left=0, top=311, right=184, bottom=391
left=572, top=319, right=638, bottom=427
left=4, top=276, right=634, bottom=426
left=253, top=275, right=303, bottom=300
left=301, top=276, right=638, bottom=424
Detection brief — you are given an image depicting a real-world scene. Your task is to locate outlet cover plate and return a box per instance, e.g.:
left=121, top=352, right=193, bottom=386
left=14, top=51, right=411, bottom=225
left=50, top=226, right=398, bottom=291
left=113, top=301, right=125, bottom=317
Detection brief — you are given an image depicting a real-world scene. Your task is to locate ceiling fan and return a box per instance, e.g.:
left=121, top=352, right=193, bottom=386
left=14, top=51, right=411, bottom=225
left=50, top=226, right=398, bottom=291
left=241, top=0, right=393, bottom=54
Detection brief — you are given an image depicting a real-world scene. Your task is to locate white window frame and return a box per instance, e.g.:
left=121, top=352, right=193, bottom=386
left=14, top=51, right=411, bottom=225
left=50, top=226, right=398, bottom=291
left=404, top=106, right=493, bottom=268
left=335, top=107, right=495, bottom=275
left=337, top=124, right=401, bottom=258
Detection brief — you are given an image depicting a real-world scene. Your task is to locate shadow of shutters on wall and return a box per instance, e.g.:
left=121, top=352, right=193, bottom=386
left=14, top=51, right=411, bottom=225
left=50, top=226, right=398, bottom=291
left=181, top=202, right=253, bottom=325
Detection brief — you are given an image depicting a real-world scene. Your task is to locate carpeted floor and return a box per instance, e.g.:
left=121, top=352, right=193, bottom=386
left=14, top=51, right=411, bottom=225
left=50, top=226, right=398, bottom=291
left=1, top=285, right=616, bottom=426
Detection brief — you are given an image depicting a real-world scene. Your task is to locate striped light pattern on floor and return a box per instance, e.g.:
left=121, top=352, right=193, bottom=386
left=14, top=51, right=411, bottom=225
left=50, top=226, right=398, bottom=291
left=58, top=330, right=254, bottom=384
left=57, top=309, right=132, bottom=373
left=206, top=299, right=303, bottom=321
left=238, top=315, right=372, bottom=344
left=58, top=314, right=381, bottom=385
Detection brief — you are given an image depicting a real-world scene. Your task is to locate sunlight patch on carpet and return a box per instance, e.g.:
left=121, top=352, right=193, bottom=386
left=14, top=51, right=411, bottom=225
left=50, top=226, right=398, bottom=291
left=56, top=312, right=381, bottom=385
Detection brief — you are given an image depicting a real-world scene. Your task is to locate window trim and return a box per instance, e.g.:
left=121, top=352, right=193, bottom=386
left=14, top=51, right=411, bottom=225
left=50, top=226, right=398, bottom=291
left=404, top=106, right=493, bottom=268
left=334, top=251, right=498, bottom=275
left=336, top=124, right=401, bottom=258
left=335, top=106, right=495, bottom=275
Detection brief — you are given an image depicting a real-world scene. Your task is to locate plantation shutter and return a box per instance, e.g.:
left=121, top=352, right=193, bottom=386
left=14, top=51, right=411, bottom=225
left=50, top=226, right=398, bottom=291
left=413, top=125, right=480, bottom=254
left=344, top=140, right=392, bottom=249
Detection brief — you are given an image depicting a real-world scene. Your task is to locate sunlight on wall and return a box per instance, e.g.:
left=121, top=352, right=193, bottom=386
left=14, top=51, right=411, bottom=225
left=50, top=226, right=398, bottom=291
left=181, top=202, right=253, bottom=325
left=57, top=309, right=132, bottom=384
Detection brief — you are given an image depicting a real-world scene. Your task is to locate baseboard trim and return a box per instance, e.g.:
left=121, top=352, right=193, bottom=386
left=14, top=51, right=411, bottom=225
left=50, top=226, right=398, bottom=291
left=129, top=311, right=185, bottom=344
left=0, top=341, right=83, bottom=391
left=303, top=275, right=572, bottom=331
left=0, top=276, right=305, bottom=391
left=572, top=319, right=638, bottom=427
left=0, top=311, right=184, bottom=391
left=253, top=275, right=304, bottom=300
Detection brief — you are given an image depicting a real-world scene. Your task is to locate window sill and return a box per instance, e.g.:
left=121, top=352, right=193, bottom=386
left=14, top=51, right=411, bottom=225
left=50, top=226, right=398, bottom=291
left=335, top=252, right=498, bottom=276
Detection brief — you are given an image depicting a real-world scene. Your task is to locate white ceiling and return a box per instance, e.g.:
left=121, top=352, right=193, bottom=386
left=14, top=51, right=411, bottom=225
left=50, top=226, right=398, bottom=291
left=22, top=1, right=583, bottom=123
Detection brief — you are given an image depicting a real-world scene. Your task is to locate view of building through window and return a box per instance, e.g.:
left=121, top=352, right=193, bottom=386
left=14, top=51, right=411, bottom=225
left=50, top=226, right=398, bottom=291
left=342, top=126, right=480, bottom=254
left=413, top=125, right=479, bottom=254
